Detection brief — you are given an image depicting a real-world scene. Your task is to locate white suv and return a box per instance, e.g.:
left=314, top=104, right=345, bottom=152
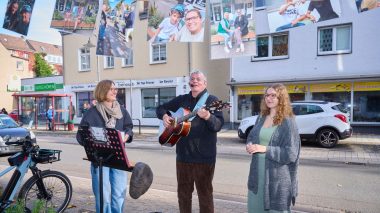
left=238, top=101, right=353, bottom=148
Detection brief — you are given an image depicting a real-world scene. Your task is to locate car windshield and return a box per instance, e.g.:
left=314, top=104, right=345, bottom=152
left=331, top=104, right=349, bottom=114
left=0, top=116, right=19, bottom=129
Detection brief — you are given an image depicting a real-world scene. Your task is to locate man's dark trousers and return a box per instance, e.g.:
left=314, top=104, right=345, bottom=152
left=176, top=161, right=215, bottom=213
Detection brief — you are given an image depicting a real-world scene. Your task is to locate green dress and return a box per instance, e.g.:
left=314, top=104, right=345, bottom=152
left=248, top=126, right=290, bottom=213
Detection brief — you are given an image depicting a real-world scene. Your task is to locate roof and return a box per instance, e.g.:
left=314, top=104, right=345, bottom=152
left=27, top=40, right=62, bottom=56
left=0, top=34, right=34, bottom=52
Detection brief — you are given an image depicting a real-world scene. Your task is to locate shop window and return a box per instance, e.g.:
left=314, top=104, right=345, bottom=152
left=104, top=56, right=114, bottom=69
left=76, top=91, right=93, bottom=117
left=318, top=25, right=352, bottom=55
left=238, top=94, right=262, bottom=120
left=312, top=92, right=351, bottom=113
left=253, top=33, right=288, bottom=60
left=16, top=61, right=24, bottom=71
left=150, top=43, right=167, bottom=64
left=122, top=55, right=133, bottom=67
left=255, top=0, right=265, bottom=8
left=141, top=88, right=176, bottom=118
left=116, top=89, right=126, bottom=108
left=79, top=48, right=90, bottom=71
left=353, top=91, right=380, bottom=122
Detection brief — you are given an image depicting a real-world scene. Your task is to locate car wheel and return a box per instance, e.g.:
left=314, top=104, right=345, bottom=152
left=317, top=129, right=339, bottom=148
left=245, top=126, right=253, bottom=139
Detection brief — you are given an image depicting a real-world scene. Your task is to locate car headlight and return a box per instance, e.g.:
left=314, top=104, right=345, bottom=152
left=29, top=131, right=36, bottom=139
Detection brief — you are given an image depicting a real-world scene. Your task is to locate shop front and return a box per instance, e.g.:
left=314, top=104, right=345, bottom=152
left=234, top=81, right=380, bottom=125
left=66, top=77, right=189, bottom=126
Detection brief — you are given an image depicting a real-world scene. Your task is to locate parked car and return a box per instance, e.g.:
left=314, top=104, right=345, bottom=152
left=0, top=114, right=36, bottom=156
left=238, top=101, right=353, bottom=148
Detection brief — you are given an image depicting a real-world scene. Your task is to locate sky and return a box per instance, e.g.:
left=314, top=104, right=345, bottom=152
left=0, top=0, right=62, bottom=45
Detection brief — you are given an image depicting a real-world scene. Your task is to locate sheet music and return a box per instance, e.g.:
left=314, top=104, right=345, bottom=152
left=90, top=127, right=107, bottom=143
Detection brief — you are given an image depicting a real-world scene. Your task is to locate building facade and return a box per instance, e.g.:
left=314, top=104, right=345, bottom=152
left=63, top=1, right=230, bottom=126
left=230, top=1, right=380, bottom=125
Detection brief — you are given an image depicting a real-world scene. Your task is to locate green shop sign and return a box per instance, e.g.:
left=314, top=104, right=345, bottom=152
left=34, top=83, right=63, bottom=91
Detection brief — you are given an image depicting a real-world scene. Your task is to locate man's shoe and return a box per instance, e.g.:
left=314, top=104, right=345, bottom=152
left=224, top=46, right=230, bottom=53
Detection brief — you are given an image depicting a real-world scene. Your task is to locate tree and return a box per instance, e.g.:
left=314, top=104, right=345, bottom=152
left=33, top=53, right=53, bottom=77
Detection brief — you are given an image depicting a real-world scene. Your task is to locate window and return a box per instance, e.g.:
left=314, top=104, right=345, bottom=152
left=318, top=25, right=352, bottom=55
left=237, top=94, right=262, bottom=120
left=76, top=91, right=93, bottom=117
left=79, top=48, right=90, bottom=71
left=104, top=56, right=115, bottom=69
left=16, top=61, right=24, bottom=71
left=122, top=55, right=133, bottom=67
left=293, top=105, right=323, bottom=116
left=353, top=91, right=380, bottom=122
left=255, top=0, right=265, bottom=8
left=150, top=43, right=167, bottom=63
left=253, top=33, right=288, bottom=60
left=141, top=88, right=176, bottom=118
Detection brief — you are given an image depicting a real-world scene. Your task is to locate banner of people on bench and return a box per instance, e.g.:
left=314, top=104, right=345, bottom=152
left=2, top=0, right=379, bottom=60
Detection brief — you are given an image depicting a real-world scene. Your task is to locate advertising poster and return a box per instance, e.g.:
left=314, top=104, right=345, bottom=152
left=50, top=0, right=99, bottom=36
left=354, top=0, right=380, bottom=13
left=147, top=0, right=206, bottom=43
left=267, top=0, right=341, bottom=33
left=96, top=0, right=136, bottom=58
left=209, top=0, right=256, bottom=60
left=2, top=0, right=36, bottom=36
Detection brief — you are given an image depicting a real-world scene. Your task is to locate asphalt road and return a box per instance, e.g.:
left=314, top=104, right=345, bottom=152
left=1, top=135, right=379, bottom=212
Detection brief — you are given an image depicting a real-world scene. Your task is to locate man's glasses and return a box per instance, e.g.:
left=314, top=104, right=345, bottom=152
left=264, top=93, right=277, bottom=99
left=190, top=77, right=203, bottom=82
left=185, top=16, right=199, bottom=22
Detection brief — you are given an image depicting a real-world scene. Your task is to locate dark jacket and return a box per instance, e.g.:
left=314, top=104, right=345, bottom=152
left=124, top=11, right=135, bottom=28
left=156, top=89, right=224, bottom=164
left=234, top=14, right=248, bottom=36
left=247, top=115, right=300, bottom=211
left=76, top=106, right=133, bottom=146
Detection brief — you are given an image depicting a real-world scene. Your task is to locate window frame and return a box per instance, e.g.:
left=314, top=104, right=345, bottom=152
left=317, top=24, right=352, bottom=56
left=103, top=56, right=115, bottom=69
left=122, top=57, right=133, bottom=68
left=251, top=32, right=289, bottom=62
left=150, top=43, right=167, bottom=64
left=78, top=48, right=91, bottom=72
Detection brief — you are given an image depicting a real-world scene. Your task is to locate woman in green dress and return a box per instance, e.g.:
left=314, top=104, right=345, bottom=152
left=246, top=83, right=301, bottom=213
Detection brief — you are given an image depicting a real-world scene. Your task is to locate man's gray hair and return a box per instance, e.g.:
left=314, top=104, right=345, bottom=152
left=190, top=69, right=207, bottom=82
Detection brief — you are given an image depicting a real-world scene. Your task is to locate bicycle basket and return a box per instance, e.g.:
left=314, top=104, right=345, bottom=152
left=33, top=149, right=62, bottom=164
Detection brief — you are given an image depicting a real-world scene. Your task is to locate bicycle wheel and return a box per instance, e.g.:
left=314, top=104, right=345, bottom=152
left=18, top=170, right=72, bottom=213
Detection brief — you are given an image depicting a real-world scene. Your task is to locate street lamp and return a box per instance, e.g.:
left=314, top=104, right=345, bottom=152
left=83, top=38, right=100, bottom=83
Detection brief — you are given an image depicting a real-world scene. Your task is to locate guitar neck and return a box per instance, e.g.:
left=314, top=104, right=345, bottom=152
left=177, top=109, right=200, bottom=124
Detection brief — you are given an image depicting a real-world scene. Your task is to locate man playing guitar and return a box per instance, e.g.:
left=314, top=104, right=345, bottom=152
left=156, top=70, right=224, bottom=213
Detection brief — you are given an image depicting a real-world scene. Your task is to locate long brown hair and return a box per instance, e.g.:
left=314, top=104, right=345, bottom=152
left=260, top=83, right=294, bottom=125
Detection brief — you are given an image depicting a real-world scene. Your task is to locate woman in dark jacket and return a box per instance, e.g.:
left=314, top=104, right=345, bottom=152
left=234, top=9, right=248, bottom=53
left=77, top=80, right=133, bottom=213
left=246, top=83, right=300, bottom=212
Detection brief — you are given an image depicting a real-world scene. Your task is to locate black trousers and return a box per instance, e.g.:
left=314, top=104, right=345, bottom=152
left=176, top=161, right=215, bottom=213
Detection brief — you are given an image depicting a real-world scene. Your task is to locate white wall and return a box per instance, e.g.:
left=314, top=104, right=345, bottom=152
left=232, top=1, right=380, bottom=82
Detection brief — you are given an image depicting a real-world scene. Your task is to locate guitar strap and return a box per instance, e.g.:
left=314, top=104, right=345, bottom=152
left=189, top=92, right=209, bottom=121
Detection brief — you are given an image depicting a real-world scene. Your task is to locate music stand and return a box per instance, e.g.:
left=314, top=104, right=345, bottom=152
left=78, top=126, right=133, bottom=213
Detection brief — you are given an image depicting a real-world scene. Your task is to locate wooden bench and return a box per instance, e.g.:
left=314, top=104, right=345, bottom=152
left=211, top=31, right=256, bottom=45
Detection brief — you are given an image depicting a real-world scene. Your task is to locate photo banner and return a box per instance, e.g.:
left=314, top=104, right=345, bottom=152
left=96, top=0, right=136, bottom=59
left=354, top=0, right=380, bottom=13
left=267, top=0, right=341, bottom=33
left=147, top=0, right=206, bottom=43
left=2, top=0, right=36, bottom=36
left=50, top=0, right=99, bottom=36
left=209, top=0, right=256, bottom=60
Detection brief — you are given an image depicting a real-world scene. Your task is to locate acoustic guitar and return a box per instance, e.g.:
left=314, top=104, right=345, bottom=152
left=158, top=100, right=230, bottom=147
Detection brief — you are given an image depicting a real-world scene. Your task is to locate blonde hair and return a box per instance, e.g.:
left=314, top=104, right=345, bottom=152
left=260, top=83, right=294, bottom=125
left=94, top=80, right=114, bottom=102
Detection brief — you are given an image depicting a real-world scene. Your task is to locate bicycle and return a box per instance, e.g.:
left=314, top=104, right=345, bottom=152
left=0, top=135, right=72, bottom=212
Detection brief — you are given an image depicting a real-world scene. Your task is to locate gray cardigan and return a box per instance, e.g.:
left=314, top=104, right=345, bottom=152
left=247, top=115, right=300, bottom=211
